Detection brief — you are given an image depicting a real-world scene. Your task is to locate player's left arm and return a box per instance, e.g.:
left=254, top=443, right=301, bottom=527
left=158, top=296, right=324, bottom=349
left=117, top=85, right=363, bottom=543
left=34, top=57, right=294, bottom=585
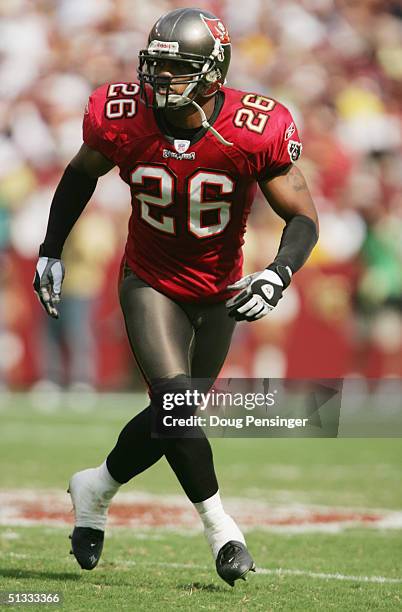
left=226, top=164, right=318, bottom=321
left=259, top=162, right=318, bottom=227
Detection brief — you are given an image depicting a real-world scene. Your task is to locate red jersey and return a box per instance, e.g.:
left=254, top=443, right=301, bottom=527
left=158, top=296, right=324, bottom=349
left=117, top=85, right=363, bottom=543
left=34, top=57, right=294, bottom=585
left=83, top=82, right=301, bottom=302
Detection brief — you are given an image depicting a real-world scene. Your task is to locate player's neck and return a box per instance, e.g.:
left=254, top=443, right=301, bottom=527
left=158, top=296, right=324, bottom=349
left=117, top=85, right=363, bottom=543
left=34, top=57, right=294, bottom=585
left=162, top=96, right=216, bottom=130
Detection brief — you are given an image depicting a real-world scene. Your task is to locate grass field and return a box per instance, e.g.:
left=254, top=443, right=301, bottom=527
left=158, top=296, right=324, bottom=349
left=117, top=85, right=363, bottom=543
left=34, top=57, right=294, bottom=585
left=0, top=393, right=401, bottom=611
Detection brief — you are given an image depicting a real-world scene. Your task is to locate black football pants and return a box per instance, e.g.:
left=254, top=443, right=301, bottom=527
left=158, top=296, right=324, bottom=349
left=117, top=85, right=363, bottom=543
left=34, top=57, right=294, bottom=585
left=106, top=269, right=236, bottom=503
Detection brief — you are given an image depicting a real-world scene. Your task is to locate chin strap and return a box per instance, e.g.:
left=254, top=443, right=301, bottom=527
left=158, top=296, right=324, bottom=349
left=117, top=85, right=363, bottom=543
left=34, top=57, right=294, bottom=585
left=180, top=95, right=233, bottom=147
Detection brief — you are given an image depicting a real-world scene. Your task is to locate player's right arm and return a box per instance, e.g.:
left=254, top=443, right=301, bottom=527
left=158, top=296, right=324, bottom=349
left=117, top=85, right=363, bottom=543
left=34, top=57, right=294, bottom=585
left=71, top=143, right=116, bottom=178
left=34, top=82, right=141, bottom=316
left=33, top=143, right=115, bottom=318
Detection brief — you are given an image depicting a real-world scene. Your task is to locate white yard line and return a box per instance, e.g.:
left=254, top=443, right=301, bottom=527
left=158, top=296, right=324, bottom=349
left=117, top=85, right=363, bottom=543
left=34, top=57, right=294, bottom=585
left=114, top=560, right=402, bottom=585
left=256, top=567, right=402, bottom=584
left=0, top=549, right=400, bottom=585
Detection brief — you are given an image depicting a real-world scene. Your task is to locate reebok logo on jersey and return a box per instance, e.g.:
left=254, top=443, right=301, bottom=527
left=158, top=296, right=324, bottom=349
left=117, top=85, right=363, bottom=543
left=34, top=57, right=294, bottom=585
left=285, top=122, right=295, bottom=140
left=163, top=149, right=196, bottom=161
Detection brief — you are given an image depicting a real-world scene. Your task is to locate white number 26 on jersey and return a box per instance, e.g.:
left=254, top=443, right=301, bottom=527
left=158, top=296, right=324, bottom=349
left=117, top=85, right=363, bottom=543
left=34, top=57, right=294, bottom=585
left=130, top=165, right=234, bottom=238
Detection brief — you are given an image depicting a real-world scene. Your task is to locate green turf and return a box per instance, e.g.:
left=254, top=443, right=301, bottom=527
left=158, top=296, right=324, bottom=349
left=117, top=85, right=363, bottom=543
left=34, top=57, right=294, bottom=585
left=0, top=394, right=401, bottom=610
left=0, top=527, right=401, bottom=611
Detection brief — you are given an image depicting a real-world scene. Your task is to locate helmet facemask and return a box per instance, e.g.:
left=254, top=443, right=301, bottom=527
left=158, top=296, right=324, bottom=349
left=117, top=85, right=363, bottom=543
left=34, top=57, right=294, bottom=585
left=138, top=39, right=224, bottom=110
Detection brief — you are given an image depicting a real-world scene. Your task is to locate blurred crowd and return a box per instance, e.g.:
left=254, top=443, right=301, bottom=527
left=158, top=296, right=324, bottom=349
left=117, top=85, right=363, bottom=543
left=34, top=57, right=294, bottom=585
left=0, top=0, right=401, bottom=390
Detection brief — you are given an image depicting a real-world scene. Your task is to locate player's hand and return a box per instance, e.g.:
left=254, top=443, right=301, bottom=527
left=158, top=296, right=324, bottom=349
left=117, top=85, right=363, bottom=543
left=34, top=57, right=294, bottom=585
left=226, top=265, right=291, bottom=322
left=33, top=257, right=65, bottom=319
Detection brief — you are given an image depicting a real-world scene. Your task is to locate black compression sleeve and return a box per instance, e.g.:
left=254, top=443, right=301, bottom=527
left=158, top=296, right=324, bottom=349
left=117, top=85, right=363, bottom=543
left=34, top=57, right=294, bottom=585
left=267, top=215, right=318, bottom=287
left=39, top=164, right=98, bottom=259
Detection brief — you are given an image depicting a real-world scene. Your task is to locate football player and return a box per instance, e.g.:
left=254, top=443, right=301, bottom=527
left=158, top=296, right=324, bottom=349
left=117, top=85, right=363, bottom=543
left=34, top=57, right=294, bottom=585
left=34, top=8, right=318, bottom=586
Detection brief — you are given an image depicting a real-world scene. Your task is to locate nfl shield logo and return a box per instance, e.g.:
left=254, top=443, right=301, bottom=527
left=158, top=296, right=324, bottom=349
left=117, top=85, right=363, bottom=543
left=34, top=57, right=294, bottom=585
left=174, top=139, right=190, bottom=154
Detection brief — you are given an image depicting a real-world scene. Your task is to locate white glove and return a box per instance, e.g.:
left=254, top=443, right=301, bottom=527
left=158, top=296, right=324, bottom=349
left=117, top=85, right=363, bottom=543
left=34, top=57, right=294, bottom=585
left=33, top=257, right=65, bottom=319
left=226, top=266, right=291, bottom=322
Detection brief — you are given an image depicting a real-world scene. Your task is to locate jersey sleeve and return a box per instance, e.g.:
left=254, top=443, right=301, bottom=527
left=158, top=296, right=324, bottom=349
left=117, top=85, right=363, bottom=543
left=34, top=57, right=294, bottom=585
left=82, top=85, right=121, bottom=163
left=254, top=107, right=302, bottom=182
